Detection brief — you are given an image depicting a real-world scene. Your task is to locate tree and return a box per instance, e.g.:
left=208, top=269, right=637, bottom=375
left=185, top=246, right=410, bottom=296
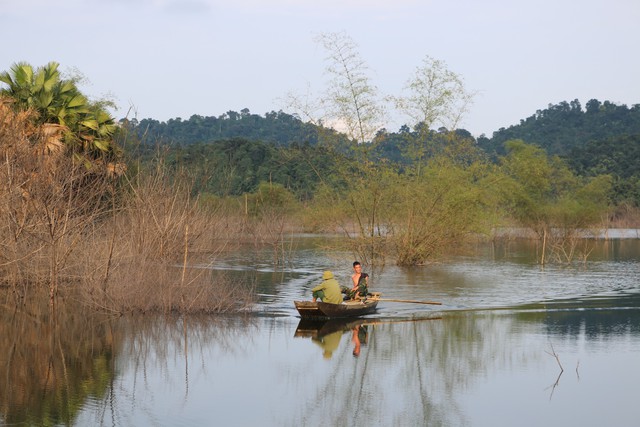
left=0, top=61, right=118, bottom=163
left=498, top=140, right=611, bottom=263
left=313, top=31, right=385, bottom=146
left=392, top=159, right=481, bottom=265
left=389, top=56, right=475, bottom=175
left=0, top=101, right=114, bottom=306
left=391, top=55, right=474, bottom=134
left=287, top=32, right=486, bottom=268
left=0, top=62, right=60, bottom=113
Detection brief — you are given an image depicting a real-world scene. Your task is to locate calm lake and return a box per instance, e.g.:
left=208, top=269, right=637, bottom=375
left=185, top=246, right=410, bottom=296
left=2, top=236, right=640, bottom=427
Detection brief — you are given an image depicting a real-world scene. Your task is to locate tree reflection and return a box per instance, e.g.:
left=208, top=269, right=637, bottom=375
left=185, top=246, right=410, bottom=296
left=5, top=289, right=637, bottom=426
left=0, top=292, right=256, bottom=426
left=290, top=314, right=538, bottom=427
left=0, top=295, right=116, bottom=426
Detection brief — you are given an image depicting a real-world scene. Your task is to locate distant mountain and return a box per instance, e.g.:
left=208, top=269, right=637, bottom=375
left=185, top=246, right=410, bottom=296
left=475, top=99, right=640, bottom=206
left=121, top=100, right=640, bottom=205
left=477, top=99, right=640, bottom=157
left=125, top=100, right=640, bottom=160
left=126, top=109, right=335, bottom=147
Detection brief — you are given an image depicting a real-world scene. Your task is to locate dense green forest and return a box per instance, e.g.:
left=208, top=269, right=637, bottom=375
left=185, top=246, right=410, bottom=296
left=477, top=99, right=640, bottom=158
left=162, top=138, right=340, bottom=200
left=478, top=99, right=640, bottom=206
left=123, top=99, right=640, bottom=206
left=130, top=109, right=349, bottom=147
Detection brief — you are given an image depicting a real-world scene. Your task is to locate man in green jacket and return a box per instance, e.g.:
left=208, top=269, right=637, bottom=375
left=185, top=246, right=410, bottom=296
left=312, top=271, right=343, bottom=304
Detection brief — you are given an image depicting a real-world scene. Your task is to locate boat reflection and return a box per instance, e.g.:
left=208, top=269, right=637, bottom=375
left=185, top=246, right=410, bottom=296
left=295, top=317, right=442, bottom=359
left=351, top=324, right=368, bottom=357
left=295, top=318, right=370, bottom=358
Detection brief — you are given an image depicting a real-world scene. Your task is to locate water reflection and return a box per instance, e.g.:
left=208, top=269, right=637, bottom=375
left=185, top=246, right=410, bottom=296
left=0, top=296, right=257, bottom=427
left=2, top=237, right=639, bottom=427
left=286, top=299, right=640, bottom=427
left=294, top=318, right=372, bottom=359
left=0, top=298, right=116, bottom=427
left=3, top=296, right=639, bottom=427
left=351, top=324, right=367, bottom=357
left=518, top=292, right=640, bottom=343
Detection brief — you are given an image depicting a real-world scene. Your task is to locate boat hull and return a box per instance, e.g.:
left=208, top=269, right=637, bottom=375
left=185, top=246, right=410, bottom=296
left=294, top=299, right=378, bottom=319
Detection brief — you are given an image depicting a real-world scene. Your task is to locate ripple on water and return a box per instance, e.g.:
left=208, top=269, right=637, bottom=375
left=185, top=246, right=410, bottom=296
left=227, top=238, right=640, bottom=320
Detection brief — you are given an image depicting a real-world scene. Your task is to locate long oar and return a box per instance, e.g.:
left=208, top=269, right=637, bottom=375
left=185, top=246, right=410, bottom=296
left=376, top=298, right=442, bottom=305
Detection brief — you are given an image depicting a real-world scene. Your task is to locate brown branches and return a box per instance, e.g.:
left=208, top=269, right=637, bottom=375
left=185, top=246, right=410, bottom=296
left=545, top=342, right=564, bottom=399
left=1, top=100, right=257, bottom=314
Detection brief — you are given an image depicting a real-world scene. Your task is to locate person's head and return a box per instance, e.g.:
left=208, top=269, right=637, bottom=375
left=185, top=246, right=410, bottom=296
left=322, top=271, right=334, bottom=280
left=353, top=261, right=361, bottom=272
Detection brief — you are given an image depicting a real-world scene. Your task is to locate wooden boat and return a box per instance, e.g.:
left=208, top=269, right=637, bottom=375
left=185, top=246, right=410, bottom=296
left=294, top=301, right=326, bottom=318
left=317, top=299, right=378, bottom=317
left=294, top=298, right=378, bottom=319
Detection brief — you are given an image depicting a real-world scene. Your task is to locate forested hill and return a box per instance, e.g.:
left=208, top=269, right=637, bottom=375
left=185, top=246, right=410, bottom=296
left=477, top=99, right=640, bottom=157
left=128, top=109, right=346, bottom=146
left=120, top=99, right=640, bottom=205
left=128, top=100, right=640, bottom=159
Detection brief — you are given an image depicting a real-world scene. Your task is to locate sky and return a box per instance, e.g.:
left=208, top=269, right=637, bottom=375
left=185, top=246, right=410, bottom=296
left=2, top=0, right=639, bottom=137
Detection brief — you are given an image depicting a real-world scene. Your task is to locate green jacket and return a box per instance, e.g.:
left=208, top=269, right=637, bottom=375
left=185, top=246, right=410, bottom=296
left=312, top=331, right=343, bottom=359
left=312, top=278, right=343, bottom=304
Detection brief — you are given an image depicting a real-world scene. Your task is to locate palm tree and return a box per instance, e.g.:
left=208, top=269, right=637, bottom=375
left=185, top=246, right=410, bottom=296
left=0, top=61, right=60, bottom=114
left=0, top=61, right=118, bottom=162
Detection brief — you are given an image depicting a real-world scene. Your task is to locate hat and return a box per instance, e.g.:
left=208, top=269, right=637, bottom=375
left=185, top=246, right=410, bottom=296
left=322, top=271, right=334, bottom=280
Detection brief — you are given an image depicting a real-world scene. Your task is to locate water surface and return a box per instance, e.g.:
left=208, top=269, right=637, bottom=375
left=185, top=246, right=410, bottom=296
left=2, top=237, right=639, bottom=427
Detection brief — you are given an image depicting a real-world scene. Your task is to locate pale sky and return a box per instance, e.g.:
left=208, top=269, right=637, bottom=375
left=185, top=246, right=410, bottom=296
left=2, top=0, right=639, bottom=137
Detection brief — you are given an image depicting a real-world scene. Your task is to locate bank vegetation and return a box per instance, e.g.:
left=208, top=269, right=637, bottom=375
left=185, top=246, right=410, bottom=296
left=0, top=57, right=635, bottom=313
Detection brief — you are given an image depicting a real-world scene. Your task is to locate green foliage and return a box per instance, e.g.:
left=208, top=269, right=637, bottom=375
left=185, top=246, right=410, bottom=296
left=370, top=127, right=479, bottom=170
left=126, top=137, right=346, bottom=201
left=307, top=161, right=396, bottom=268
left=567, top=133, right=640, bottom=206
left=499, top=140, right=611, bottom=233
left=246, top=182, right=297, bottom=217
left=3, top=59, right=620, bottom=266
left=126, top=118, right=621, bottom=266
left=476, top=99, right=640, bottom=206
left=119, top=94, right=639, bottom=204
left=610, top=175, right=640, bottom=207
left=305, top=131, right=496, bottom=267
left=478, top=99, right=640, bottom=158
left=501, top=140, right=552, bottom=196
left=129, top=109, right=333, bottom=147
left=0, top=61, right=118, bottom=162
left=390, top=155, right=496, bottom=266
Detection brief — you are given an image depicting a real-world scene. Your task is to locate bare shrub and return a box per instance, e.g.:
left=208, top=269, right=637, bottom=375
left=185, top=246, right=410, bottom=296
left=81, top=256, right=255, bottom=314
left=242, top=182, right=301, bottom=266
left=1, top=99, right=256, bottom=313
left=75, top=161, right=256, bottom=314
left=0, top=99, right=113, bottom=305
left=543, top=227, right=596, bottom=264
left=608, top=203, right=640, bottom=228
